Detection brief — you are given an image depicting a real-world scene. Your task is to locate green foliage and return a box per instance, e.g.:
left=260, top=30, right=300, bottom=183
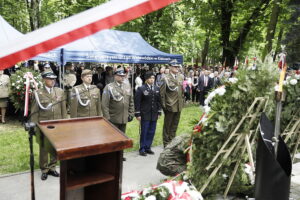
left=187, top=64, right=278, bottom=196
left=9, top=68, right=42, bottom=111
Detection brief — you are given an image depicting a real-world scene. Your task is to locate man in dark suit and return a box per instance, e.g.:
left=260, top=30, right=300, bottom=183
left=197, top=70, right=213, bottom=106
left=135, top=71, right=162, bottom=156
left=212, top=71, right=221, bottom=88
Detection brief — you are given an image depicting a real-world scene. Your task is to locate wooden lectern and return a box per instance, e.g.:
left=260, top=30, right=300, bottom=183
left=38, top=117, right=133, bottom=200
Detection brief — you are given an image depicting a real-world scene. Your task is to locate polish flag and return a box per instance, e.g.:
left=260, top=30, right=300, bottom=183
left=0, top=0, right=180, bottom=70
left=233, top=57, right=239, bottom=70
left=278, top=52, right=286, bottom=69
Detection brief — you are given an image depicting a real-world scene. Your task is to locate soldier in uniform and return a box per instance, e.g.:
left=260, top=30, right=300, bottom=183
left=30, top=71, right=67, bottom=180
left=70, top=69, right=102, bottom=118
left=160, top=64, right=184, bottom=147
left=134, top=71, right=162, bottom=156
left=102, top=68, right=134, bottom=133
left=0, top=70, right=10, bottom=123
left=62, top=63, right=77, bottom=113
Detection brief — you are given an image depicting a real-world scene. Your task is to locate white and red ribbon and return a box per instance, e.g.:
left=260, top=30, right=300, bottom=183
left=0, top=0, right=180, bottom=70
left=23, top=72, right=39, bottom=116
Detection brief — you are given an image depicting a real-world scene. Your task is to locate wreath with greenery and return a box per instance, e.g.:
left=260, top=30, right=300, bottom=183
left=187, top=63, right=279, bottom=197
left=9, top=68, right=42, bottom=111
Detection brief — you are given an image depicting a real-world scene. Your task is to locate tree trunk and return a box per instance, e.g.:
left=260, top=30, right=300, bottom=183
left=262, top=0, right=282, bottom=61
left=220, top=0, right=233, bottom=66
left=220, top=0, right=271, bottom=67
left=273, top=27, right=284, bottom=61
left=201, top=32, right=210, bottom=67
left=26, top=0, right=41, bottom=31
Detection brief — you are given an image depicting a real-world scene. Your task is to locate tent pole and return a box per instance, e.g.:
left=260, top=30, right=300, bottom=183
left=60, top=49, right=64, bottom=89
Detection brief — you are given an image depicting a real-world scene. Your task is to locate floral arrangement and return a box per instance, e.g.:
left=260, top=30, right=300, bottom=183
left=121, top=180, right=203, bottom=200
left=188, top=63, right=279, bottom=196
left=10, top=68, right=42, bottom=111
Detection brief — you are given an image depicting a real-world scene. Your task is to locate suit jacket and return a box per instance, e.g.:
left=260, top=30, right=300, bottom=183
left=197, top=75, right=213, bottom=91
left=134, top=84, right=162, bottom=121
left=102, top=81, right=134, bottom=124
left=160, top=73, right=184, bottom=112
left=212, top=77, right=221, bottom=88
left=70, top=84, right=103, bottom=118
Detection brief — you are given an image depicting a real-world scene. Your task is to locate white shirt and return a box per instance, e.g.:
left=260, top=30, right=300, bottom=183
left=45, top=86, right=53, bottom=94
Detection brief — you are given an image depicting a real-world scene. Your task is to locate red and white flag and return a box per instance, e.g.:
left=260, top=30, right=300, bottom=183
left=0, top=0, right=179, bottom=70
left=233, top=57, right=239, bottom=70
left=278, top=52, right=286, bottom=69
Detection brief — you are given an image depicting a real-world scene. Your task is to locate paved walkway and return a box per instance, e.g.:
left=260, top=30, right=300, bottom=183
left=0, top=146, right=300, bottom=200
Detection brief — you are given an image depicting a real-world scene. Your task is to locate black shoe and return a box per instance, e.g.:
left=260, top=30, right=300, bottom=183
left=48, top=170, right=60, bottom=177
left=145, top=149, right=154, bottom=155
left=123, top=157, right=126, bottom=161
left=41, top=173, right=48, bottom=181
left=139, top=152, right=147, bottom=156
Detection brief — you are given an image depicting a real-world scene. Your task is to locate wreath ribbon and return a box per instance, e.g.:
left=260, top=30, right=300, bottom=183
left=23, top=72, right=39, bottom=116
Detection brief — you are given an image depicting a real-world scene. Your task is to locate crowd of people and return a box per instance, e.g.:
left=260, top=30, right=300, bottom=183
left=1, top=61, right=237, bottom=181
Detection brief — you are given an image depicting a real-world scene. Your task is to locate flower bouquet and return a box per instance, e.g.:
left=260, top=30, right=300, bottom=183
left=121, top=180, right=203, bottom=200
left=10, top=68, right=42, bottom=111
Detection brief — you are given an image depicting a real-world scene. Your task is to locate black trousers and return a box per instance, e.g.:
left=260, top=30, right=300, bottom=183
left=199, top=89, right=208, bottom=106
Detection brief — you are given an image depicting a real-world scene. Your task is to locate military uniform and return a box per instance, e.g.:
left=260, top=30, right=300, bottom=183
left=157, top=134, right=189, bottom=176
left=70, top=84, right=102, bottom=118
left=31, top=84, right=67, bottom=174
left=135, top=78, right=162, bottom=155
left=102, top=81, right=134, bottom=133
left=160, top=72, right=184, bottom=147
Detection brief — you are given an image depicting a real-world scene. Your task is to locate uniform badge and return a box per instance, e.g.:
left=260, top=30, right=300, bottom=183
left=143, top=90, right=149, bottom=96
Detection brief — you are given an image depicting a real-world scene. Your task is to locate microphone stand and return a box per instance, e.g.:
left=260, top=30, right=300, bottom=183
left=24, top=121, right=36, bottom=200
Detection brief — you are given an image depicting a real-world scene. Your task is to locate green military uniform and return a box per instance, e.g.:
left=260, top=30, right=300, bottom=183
left=160, top=72, right=184, bottom=147
left=62, top=72, right=76, bottom=112
left=31, top=85, right=67, bottom=173
left=102, top=81, right=134, bottom=133
left=157, top=134, right=190, bottom=176
left=70, top=84, right=102, bottom=118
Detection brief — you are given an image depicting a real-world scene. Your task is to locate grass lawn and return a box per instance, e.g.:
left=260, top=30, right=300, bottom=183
left=0, top=103, right=201, bottom=175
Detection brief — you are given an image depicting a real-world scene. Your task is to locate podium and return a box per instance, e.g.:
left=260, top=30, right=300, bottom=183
left=38, top=117, right=133, bottom=200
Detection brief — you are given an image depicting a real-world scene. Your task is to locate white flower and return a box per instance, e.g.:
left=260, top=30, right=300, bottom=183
left=12, top=83, right=15, bottom=86
left=215, top=86, right=226, bottom=96
left=215, top=122, right=225, bottom=132
left=16, top=80, right=20, bottom=83
left=16, top=86, right=20, bottom=89
left=228, top=77, right=238, bottom=84
left=283, top=80, right=287, bottom=85
left=222, top=174, right=228, bottom=179
left=290, top=79, right=298, bottom=85
left=145, top=195, right=156, bottom=200
left=295, top=74, right=300, bottom=80
left=203, top=105, right=211, bottom=114
left=204, top=99, right=209, bottom=105
left=187, top=190, right=203, bottom=200
left=286, top=76, right=291, bottom=81
left=274, top=85, right=279, bottom=91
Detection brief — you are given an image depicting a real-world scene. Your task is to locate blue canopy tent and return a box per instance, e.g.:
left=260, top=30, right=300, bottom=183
left=34, top=29, right=183, bottom=64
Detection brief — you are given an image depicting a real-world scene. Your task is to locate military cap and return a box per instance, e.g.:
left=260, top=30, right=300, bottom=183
left=114, top=68, right=126, bottom=76
left=169, top=63, right=181, bottom=68
left=41, top=71, right=57, bottom=79
left=81, top=69, right=92, bottom=77
left=144, top=71, right=155, bottom=80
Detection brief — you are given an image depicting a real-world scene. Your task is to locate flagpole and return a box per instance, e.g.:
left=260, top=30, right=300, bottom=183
left=273, top=52, right=287, bottom=158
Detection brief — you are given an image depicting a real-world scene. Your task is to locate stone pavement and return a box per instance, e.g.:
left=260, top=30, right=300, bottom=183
left=0, top=146, right=300, bottom=200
